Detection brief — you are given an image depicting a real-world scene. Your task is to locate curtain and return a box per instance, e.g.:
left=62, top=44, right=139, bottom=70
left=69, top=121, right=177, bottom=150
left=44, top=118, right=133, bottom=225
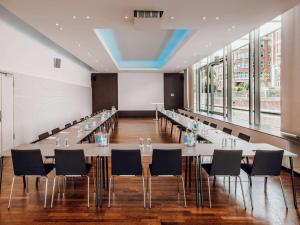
left=281, top=4, right=300, bottom=136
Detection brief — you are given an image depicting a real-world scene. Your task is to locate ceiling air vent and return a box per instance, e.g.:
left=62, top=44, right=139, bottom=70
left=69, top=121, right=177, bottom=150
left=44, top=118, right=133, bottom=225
left=134, top=10, right=164, bottom=18
left=133, top=10, right=164, bottom=30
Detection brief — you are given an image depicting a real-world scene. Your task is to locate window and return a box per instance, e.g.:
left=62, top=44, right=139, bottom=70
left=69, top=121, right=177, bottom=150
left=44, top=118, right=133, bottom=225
left=231, top=34, right=250, bottom=123
left=259, top=16, right=281, bottom=128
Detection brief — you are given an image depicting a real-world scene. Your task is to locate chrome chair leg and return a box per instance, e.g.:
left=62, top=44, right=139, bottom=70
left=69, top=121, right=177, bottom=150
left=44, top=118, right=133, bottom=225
left=44, top=177, right=48, bottom=208
left=142, top=176, right=146, bottom=208
left=279, top=177, right=288, bottom=209
left=248, top=176, right=253, bottom=209
left=181, top=176, right=187, bottom=207
left=26, top=176, right=29, bottom=193
left=235, top=177, right=237, bottom=196
left=108, top=176, right=112, bottom=207
left=87, top=176, right=90, bottom=208
left=177, top=176, right=180, bottom=193
left=8, top=176, right=15, bottom=209
left=51, top=176, right=57, bottom=208
left=112, top=176, right=115, bottom=193
left=149, top=175, right=152, bottom=208
left=207, top=176, right=211, bottom=208
left=238, top=176, right=246, bottom=209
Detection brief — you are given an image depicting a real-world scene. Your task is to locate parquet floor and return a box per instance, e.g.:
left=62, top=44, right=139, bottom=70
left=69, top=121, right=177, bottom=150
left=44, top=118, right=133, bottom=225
left=0, top=118, right=299, bottom=225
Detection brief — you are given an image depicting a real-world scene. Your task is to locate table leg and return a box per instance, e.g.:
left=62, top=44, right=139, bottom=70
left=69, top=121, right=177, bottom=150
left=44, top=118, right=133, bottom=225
left=195, top=156, right=199, bottom=207
left=289, top=157, right=297, bottom=208
left=199, top=156, right=204, bottom=207
left=105, top=157, right=109, bottom=189
left=100, top=157, right=103, bottom=207
left=95, top=156, right=99, bottom=207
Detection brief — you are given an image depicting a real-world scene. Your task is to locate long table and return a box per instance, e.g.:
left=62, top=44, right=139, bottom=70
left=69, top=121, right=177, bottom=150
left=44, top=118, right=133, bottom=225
left=159, top=110, right=298, bottom=208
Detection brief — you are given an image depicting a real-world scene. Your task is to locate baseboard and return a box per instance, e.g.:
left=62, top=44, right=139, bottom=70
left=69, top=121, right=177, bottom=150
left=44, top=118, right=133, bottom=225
left=118, top=110, right=156, bottom=118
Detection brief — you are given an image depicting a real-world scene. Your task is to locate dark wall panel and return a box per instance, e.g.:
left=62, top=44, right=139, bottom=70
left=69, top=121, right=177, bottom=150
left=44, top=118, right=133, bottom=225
left=164, top=73, right=184, bottom=110
left=91, top=73, right=118, bottom=112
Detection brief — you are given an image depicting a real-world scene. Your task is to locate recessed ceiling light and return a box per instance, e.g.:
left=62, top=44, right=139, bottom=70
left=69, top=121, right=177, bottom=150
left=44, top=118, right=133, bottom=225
left=215, top=16, right=220, bottom=20
left=202, top=16, right=206, bottom=20
left=232, top=25, right=236, bottom=29
left=228, top=28, right=232, bottom=32
left=87, top=52, right=92, bottom=56
left=59, top=27, right=63, bottom=31
left=124, top=16, right=129, bottom=20
left=76, top=42, right=81, bottom=47
left=55, top=23, right=59, bottom=26
left=170, top=16, right=175, bottom=20
left=86, top=15, right=91, bottom=19
left=72, top=15, right=77, bottom=19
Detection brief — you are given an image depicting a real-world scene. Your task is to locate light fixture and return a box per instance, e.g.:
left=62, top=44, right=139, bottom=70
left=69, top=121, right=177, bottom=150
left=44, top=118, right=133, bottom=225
left=170, top=16, right=175, bottom=20
left=76, top=42, right=81, bottom=47
left=124, top=16, right=129, bottom=20
left=228, top=28, right=232, bottom=32
left=55, top=23, right=59, bottom=26
left=215, top=16, right=220, bottom=20
left=72, top=15, right=77, bottom=19
left=88, top=52, right=92, bottom=56
left=59, top=27, right=63, bottom=31
left=202, top=16, right=206, bottom=20
left=86, top=15, right=91, bottom=19
left=232, top=25, right=236, bottom=29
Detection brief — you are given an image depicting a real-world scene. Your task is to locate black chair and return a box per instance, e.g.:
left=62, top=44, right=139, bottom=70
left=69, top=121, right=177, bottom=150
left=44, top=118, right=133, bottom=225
left=241, top=150, right=287, bottom=209
left=223, top=127, right=232, bottom=135
left=238, top=133, right=250, bottom=142
left=38, top=132, right=50, bottom=141
left=201, top=150, right=246, bottom=208
left=109, top=150, right=145, bottom=207
left=148, top=149, right=186, bottom=208
left=51, top=149, right=92, bottom=208
left=210, top=123, right=217, bottom=128
left=73, top=120, right=77, bottom=125
left=80, top=118, right=84, bottom=122
left=65, top=123, right=72, bottom=129
left=8, top=149, right=55, bottom=208
left=203, top=121, right=209, bottom=125
left=51, top=128, right=60, bottom=135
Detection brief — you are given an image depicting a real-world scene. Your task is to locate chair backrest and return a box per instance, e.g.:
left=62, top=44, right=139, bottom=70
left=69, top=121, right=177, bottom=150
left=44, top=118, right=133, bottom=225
left=80, top=118, right=84, bottom=122
left=223, top=127, right=232, bottom=135
left=65, top=123, right=72, bottom=128
left=210, top=150, right=243, bottom=176
left=238, top=133, right=250, bottom=142
left=73, top=120, right=77, bottom=125
left=251, top=150, right=284, bottom=176
left=38, top=132, right=49, bottom=140
left=210, top=123, right=217, bottom=128
left=11, top=149, right=46, bottom=176
left=203, top=121, right=209, bottom=125
left=151, top=149, right=182, bottom=176
left=55, top=149, right=87, bottom=176
left=111, top=150, right=142, bottom=176
left=51, top=128, right=60, bottom=135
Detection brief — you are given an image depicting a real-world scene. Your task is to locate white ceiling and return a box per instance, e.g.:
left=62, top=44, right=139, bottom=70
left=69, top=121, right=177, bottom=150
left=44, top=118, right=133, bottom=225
left=0, top=0, right=299, bottom=73
left=112, top=29, right=172, bottom=61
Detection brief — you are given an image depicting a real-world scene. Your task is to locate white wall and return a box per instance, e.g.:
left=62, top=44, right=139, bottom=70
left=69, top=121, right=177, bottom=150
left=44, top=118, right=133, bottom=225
left=118, top=71, right=164, bottom=110
left=0, top=6, right=92, bottom=145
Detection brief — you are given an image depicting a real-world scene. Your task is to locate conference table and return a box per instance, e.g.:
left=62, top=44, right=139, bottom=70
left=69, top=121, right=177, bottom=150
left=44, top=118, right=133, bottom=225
left=0, top=109, right=298, bottom=209
left=158, top=109, right=298, bottom=208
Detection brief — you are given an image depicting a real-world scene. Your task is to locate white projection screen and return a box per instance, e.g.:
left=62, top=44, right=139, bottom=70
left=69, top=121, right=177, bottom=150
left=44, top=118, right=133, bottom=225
left=118, top=72, right=164, bottom=110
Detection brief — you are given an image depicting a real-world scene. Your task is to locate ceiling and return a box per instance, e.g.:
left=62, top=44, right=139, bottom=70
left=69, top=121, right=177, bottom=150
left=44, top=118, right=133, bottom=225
left=0, top=0, right=299, bottom=73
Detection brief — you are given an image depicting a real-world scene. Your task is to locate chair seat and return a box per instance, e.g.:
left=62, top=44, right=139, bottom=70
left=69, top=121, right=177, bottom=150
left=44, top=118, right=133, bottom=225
left=241, top=163, right=253, bottom=175
left=201, top=163, right=212, bottom=175
left=44, top=163, right=56, bottom=175
left=85, top=163, right=93, bottom=175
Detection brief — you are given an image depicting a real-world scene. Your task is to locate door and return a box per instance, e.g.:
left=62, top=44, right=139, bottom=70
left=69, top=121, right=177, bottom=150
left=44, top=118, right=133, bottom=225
left=0, top=73, right=14, bottom=154
left=164, top=73, right=184, bottom=110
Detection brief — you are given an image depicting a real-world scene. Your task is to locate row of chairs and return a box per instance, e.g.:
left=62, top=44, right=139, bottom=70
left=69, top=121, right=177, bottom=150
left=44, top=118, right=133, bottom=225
left=8, top=149, right=93, bottom=209
left=8, top=148, right=287, bottom=209
left=36, top=115, right=92, bottom=143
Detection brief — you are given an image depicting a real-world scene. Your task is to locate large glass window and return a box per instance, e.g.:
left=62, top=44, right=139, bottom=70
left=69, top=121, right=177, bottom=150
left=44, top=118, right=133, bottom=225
left=259, top=16, right=281, bottom=128
left=231, top=35, right=250, bottom=123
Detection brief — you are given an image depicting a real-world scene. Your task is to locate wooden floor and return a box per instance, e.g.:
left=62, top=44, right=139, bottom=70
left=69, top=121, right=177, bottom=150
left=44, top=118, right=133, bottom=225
left=0, top=118, right=299, bottom=225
